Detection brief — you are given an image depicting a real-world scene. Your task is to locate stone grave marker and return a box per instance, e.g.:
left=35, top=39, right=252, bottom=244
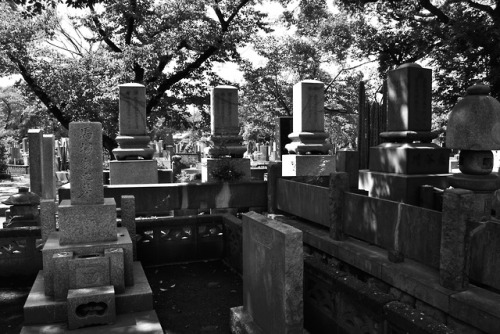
left=230, top=212, right=304, bottom=333
left=28, top=129, right=43, bottom=196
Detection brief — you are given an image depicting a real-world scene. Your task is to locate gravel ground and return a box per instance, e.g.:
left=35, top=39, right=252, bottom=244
left=0, top=260, right=242, bottom=333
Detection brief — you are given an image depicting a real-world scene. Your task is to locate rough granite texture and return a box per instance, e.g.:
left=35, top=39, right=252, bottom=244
left=40, top=199, right=57, bottom=243
left=240, top=212, right=303, bottom=334
left=67, top=285, right=116, bottom=330
left=58, top=198, right=117, bottom=245
left=105, top=248, right=126, bottom=293
left=68, top=255, right=110, bottom=290
left=68, top=122, right=104, bottom=205
left=329, top=172, right=349, bottom=241
left=42, top=228, right=133, bottom=297
left=109, top=160, right=158, bottom=185
left=282, top=155, right=335, bottom=177
left=52, top=252, right=73, bottom=301
left=120, top=195, right=137, bottom=260
left=202, top=158, right=251, bottom=183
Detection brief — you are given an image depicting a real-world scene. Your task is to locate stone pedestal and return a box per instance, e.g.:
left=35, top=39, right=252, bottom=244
left=201, top=158, right=251, bottom=183
left=282, top=155, right=335, bottom=177
left=359, top=170, right=449, bottom=206
left=109, top=160, right=158, bottom=184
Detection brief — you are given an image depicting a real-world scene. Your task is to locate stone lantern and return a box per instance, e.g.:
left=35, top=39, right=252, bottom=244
left=2, top=186, right=40, bottom=227
left=446, top=83, right=500, bottom=217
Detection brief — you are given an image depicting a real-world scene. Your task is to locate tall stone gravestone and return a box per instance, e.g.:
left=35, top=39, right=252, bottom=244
left=41, top=134, right=56, bottom=199
left=230, top=212, right=304, bottom=333
left=28, top=129, right=43, bottom=196
left=358, top=63, right=450, bottom=205
left=22, top=122, right=162, bottom=333
left=282, top=80, right=335, bottom=176
left=110, top=83, right=158, bottom=184
left=202, top=85, right=250, bottom=182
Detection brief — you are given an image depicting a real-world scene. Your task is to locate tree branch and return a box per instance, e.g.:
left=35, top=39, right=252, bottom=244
left=7, top=53, right=70, bottom=129
left=419, top=0, right=451, bottom=24
left=125, top=0, right=136, bottom=45
left=467, top=1, right=494, bottom=16
left=89, top=3, right=122, bottom=53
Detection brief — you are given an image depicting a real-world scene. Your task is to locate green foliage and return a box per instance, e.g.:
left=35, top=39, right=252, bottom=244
left=209, top=159, right=244, bottom=182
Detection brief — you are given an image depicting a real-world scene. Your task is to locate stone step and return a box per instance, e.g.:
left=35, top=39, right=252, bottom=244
left=21, top=309, right=162, bottom=333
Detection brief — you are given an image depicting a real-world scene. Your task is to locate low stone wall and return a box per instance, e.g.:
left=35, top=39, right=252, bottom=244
left=59, top=181, right=267, bottom=216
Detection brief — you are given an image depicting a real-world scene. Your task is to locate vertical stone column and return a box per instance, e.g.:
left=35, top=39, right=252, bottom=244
left=40, top=199, right=57, bottom=243
left=329, top=172, right=349, bottom=240
left=282, top=80, right=334, bottom=177
left=121, top=195, right=137, bottom=260
left=267, top=162, right=282, bottom=214
left=69, top=122, right=104, bottom=205
left=440, top=188, right=474, bottom=290
left=42, top=134, right=56, bottom=199
left=28, top=129, right=43, bottom=196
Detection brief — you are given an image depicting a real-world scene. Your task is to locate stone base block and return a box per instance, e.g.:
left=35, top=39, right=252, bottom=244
left=21, top=310, right=162, bottom=334
left=202, top=158, right=251, bottom=182
left=369, top=143, right=450, bottom=174
left=230, top=306, right=265, bottom=334
left=58, top=198, right=117, bottom=245
left=109, top=160, right=158, bottom=184
left=42, top=228, right=133, bottom=297
left=282, top=155, right=335, bottom=177
left=67, top=285, right=116, bottom=330
left=359, top=170, right=450, bottom=205
left=24, top=262, right=153, bottom=325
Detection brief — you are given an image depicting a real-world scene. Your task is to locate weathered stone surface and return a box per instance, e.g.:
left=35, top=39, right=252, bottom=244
left=68, top=122, right=104, bottom=205
left=282, top=155, right=335, bottom=177
left=67, top=285, right=116, bottom=330
left=68, top=254, right=110, bottom=289
left=118, top=83, right=147, bottom=136
left=239, top=211, right=303, bottom=334
left=211, top=85, right=239, bottom=136
left=202, top=158, right=251, bottom=183
left=267, top=162, right=283, bottom=214
left=52, top=252, right=72, bottom=301
left=358, top=170, right=449, bottom=206
left=58, top=198, right=117, bottom=245
left=28, top=129, right=43, bottom=196
left=42, top=227, right=134, bottom=297
left=40, top=199, right=57, bottom=243
left=285, top=81, right=331, bottom=154
left=109, top=160, right=158, bottom=184
left=369, top=143, right=450, bottom=174
left=230, top=306, right=265, bottom=333
left=329, top=172, right=349, bottom=240
left=120, top=195, right=136, bottom=260
left=105, top=247, right=126, bottom=293
left=42, top=134, right=56, bottom=199
left=386, top=63, right=432, bottom=132
left=335, top=149, right=359, bottom=189
left=469, top=220, right=500, bottom=291
left=440, top=188, right=474, bottom=291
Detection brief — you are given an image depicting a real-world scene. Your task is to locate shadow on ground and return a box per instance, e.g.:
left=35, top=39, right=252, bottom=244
left=0, top=260, right=242, bottom=334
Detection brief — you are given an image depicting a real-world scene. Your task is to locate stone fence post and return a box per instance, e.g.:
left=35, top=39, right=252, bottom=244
left=440, top=188, right=474, bottom=291
left=329, top=172, right=349, bottom=240
left=267, top=161, right=282, bottom=214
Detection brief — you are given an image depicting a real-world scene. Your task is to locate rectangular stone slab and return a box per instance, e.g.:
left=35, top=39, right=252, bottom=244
left=241, top=212, right=303, bottom=334
left=58, top=198, right=117, bottom=245
left=282, top=155, right=335, bottom=177
left=119, top=83, right=147, bottom=136
left=109, top=160, right=158, bottom=185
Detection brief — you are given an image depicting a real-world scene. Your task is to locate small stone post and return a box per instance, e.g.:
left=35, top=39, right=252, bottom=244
left=440, top=188, right=474, bottom=291
left=329, top=172, right=349, bottom=240
left=121, top=195, right=137, bottom=260
left=267, top=162, right=282, bottom=214
left=28, top=129, right=43, bottom=196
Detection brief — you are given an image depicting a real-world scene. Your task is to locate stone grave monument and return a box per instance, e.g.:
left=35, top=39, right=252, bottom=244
left=109, top=83, right=158, bottom=184
left=230, top=212, right=304, bottom=333
left=202, top=85, right=250, bottom=182
left=22, top=122, right=162, bottom=333
left=282, top=80, right=335, bottom=176
left=358, top=63, right=450, bottom=205
left=446, top=83, right=500, bottom=219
